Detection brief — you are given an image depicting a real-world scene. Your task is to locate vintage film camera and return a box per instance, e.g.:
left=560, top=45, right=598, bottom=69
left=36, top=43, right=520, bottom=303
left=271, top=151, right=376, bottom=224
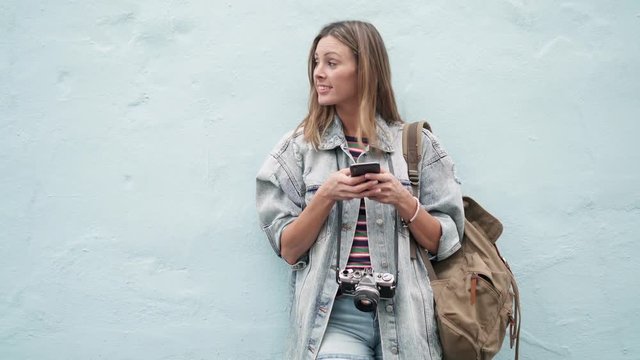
left=337, top=268, right=396, bottom=312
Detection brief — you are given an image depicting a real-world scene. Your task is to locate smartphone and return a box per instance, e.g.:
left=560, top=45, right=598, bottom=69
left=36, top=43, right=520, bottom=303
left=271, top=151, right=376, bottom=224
left=350, top=162, right=381, bottom=176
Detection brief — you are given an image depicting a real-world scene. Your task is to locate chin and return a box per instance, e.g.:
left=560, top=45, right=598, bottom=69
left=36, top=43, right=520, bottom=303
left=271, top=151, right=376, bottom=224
left=317, top=97, right=335, bottom=106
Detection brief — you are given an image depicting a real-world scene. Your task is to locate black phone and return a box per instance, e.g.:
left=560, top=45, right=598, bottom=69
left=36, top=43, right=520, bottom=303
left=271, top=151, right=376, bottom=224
left=350, top=162, right=381, bottom=176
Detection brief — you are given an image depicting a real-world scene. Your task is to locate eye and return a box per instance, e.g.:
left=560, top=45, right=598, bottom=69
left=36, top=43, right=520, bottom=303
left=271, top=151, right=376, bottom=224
left=328, top=61, right=337, bottom=68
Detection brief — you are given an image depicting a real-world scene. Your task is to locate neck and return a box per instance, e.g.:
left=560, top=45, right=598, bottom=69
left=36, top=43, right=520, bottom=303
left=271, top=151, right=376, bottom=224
left=336, top=104, right=359, bottom=137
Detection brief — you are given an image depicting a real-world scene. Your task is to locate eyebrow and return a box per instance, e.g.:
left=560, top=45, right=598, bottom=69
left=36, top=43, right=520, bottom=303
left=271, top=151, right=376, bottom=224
left=314, top=51, right=341, bottom=58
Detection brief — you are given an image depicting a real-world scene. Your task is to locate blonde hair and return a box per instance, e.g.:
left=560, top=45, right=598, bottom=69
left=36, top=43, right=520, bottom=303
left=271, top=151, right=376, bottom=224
left=299, top=20, right=403, bottom=147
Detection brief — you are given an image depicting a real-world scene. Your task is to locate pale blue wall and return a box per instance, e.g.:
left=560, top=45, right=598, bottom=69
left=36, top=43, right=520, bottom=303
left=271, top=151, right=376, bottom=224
left=1, top=1, right=639, bottom=359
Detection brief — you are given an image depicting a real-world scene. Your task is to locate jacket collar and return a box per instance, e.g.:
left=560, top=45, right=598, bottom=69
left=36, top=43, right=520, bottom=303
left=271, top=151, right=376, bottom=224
left=318, top=115, right=396, bottom=152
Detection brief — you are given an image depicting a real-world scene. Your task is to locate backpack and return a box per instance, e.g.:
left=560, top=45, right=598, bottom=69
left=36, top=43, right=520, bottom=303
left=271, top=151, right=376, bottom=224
left=402, top=121, right=521, bottom=360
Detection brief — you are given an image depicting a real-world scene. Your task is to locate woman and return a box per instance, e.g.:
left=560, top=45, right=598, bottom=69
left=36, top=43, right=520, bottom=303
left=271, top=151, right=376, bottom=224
left=256, top=20, right=464, bottom=360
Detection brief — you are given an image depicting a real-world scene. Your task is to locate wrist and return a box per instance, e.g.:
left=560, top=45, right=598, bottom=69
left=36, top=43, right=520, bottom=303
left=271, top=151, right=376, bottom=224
left=395, top=189, right=414, bottom=208
left=314, top=186, right=337, bottom=208
left=401, top=196, right=421, bottom=227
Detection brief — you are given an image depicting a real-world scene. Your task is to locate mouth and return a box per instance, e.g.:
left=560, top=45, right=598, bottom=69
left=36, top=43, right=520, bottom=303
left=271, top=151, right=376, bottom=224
left=316, top=85, right=332, bottom=94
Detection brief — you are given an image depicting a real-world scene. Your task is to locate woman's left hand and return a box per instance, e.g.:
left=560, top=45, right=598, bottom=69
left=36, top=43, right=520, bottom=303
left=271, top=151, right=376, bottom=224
left=361, top=169, right=413, bottom=207
left=363, top=169, right=441, bottom=253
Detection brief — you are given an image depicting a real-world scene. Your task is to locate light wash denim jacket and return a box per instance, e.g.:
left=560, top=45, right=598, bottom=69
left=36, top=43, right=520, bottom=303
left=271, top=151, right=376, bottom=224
left=256, top=116, right=464, bottom=360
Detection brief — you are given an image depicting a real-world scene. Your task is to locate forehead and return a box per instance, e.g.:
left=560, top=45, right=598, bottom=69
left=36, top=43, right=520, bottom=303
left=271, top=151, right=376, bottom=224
left=315, top=35, right=352, bottom=57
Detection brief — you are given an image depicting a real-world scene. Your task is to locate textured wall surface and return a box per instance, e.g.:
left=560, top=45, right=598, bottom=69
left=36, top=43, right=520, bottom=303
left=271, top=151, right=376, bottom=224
left=1, top=1, right=639, bottom=359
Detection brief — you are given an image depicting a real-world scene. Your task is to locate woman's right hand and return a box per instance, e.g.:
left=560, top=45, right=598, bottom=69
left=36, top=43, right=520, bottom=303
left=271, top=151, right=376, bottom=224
left=315, top=168, right=380, bottom=202
left=280, top=168, right=377, bottom=265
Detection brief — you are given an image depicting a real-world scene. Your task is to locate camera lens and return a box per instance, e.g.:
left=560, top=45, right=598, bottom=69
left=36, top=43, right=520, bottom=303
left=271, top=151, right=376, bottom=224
left=353, top=286, right=380, bottom=312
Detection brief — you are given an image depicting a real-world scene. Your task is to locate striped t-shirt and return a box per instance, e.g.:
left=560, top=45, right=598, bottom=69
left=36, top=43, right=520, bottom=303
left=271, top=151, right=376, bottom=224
left=345, top=136, right=371, bottom=270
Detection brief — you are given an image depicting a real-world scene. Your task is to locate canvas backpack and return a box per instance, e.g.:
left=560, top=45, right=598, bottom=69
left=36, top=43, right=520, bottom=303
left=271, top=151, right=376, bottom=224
left=402, top=121, right=521, bottom=360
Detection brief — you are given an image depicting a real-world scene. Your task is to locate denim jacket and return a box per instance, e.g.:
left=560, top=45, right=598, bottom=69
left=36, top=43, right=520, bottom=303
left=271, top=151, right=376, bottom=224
left=256, top=116, right=464, bottom=360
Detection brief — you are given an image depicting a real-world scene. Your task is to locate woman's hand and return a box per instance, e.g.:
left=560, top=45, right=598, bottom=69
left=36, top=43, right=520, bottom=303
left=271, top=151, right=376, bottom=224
left=362, top=169, right=442, bottom=254
left=316, top=168, right=380, bottom=202
left=279, top=168, right=380, bottom=264
left=361, top=169, right=413, bottom=207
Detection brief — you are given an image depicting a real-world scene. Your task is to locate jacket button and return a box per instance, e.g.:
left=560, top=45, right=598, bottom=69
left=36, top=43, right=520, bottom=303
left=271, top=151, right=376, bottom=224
left=386, top=305, right=393, bottom=313
left=381, top=260, right=388, bottom=268
left=390, top=346, right=398, bottom=354
left=376, top=218, right=383, bottom=226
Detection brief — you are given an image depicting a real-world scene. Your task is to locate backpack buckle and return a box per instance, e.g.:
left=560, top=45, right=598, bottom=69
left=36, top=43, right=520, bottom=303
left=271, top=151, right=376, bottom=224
left=409, top=170, right=419, bottom=186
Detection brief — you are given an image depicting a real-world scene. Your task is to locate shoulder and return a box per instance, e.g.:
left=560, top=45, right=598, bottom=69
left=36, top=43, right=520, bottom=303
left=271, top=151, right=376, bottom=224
left=399, top=124, right=447, bottom=167
left=391, top=121, right=447, bottom=162
left=258, top=127, right=310, bottom=185
left=268, top=127, right=310, bottom=159
left=381, top=120, right=405, bottom=151
left=422, top=127, right=447, bottom=157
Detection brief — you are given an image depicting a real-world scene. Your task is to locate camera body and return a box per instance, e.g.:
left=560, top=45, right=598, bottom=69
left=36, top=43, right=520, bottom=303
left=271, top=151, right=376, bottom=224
left=338, top=268, right=396, bottom=312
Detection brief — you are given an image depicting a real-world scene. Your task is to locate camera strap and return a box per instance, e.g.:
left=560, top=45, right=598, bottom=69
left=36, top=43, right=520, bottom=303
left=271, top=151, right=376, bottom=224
left=333, top=148, right=400, bottom=283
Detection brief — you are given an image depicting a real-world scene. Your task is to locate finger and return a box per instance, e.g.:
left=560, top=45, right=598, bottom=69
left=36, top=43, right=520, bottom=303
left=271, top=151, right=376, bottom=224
left=345, top=188, right=374, bottom=200
left=335, top=190, right=358, bottom=200
left=364, top=172, right=394, bottom=182
left=361, top=188, right=382, bottom=198
left=368, top=182, right=390, bottom=193
left=352, top=180, right=379, bottom=193
left=345, top=174, right=368, bottom=185
left=364, top=193, right=392, bottom=204
left=368, top=184, right=400, bottom=201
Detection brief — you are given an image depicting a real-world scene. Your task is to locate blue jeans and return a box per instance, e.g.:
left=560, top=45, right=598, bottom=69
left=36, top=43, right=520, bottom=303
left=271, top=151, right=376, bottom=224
left=317, top=296, right=383, bottom=360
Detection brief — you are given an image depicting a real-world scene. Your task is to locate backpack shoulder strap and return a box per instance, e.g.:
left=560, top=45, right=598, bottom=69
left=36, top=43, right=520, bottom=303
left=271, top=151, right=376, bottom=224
left=402, top=121, right=437, bottom=281
left=402, top=121, right=431, bottom=187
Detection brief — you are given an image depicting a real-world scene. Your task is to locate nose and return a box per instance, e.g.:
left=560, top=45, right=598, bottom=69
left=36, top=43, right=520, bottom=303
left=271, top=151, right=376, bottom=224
left=314, top=64, right=326, bottom=81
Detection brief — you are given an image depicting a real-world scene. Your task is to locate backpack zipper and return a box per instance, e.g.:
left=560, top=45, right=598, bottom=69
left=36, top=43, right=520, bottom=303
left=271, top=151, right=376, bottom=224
left=470, top=272, right=478, bottom=305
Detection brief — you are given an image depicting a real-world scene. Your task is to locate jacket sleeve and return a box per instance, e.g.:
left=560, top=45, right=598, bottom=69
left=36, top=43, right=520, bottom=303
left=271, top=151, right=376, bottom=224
left=419, top=129, right=465, bottom=260
left=255, top=134, right=305, bottom=261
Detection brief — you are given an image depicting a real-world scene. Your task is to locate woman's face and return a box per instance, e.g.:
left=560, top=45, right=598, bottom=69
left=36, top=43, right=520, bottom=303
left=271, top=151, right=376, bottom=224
left=313, top=35, right=358, bottom=111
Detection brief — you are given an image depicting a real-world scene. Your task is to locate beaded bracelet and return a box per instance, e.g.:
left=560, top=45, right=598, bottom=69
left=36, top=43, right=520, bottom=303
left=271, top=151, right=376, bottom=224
left=402, top=196, right=421, bottom=227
